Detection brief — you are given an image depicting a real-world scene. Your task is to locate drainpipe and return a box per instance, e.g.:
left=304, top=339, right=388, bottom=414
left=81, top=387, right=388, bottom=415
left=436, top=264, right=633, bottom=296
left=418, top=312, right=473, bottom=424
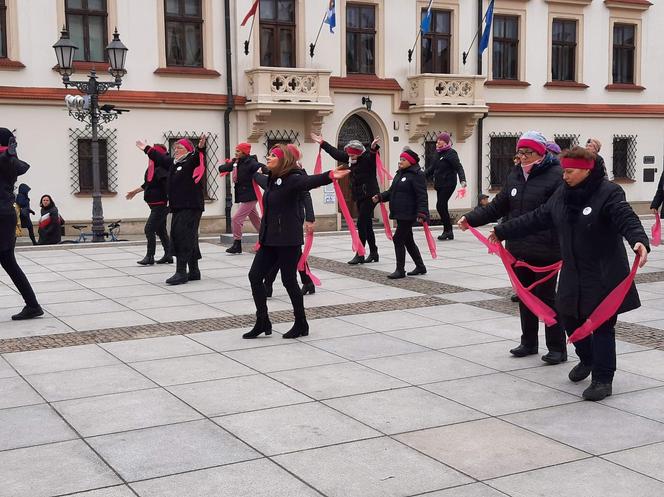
left=223, top=0, right=234, bottom=233
left=476, top=0, right=488, bottom=204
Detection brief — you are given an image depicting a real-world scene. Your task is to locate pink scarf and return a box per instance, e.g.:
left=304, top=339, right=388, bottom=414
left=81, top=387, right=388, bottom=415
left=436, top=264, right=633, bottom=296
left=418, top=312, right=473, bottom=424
left=331, top=171, right=365, bottom=256
left=314, top=147, right=323, bottom=174
left=436, top=144, right=452, bottom=153
left=422, top=222, right=437, bottom=259
left=297, top=231, right=321, bottom=286
left=651, top=215, right=661, bottom=247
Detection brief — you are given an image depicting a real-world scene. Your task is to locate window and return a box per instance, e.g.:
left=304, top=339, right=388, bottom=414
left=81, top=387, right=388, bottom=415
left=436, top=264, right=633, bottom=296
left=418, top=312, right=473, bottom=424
left=492, top=15, right=519, bottom=80
left=259, top=0, right=295, bottom=68
left=613, top=23, right=635, bottom=84
left=77, top=139, right=110, bottom=193
left=65, top=0, right=108, bottom=62
left=0, top=0, right=7, bottom=58
left=347, top=3, right=376, bottom=74
left=612, top=135, right=636, bottom=180
left=421, top=9, right=451, bottom=74
left=489, top=135, right=519, bottom=189
left=165, top=0, right=203, bottom=67
left=551, top=19, right=577, bottom=81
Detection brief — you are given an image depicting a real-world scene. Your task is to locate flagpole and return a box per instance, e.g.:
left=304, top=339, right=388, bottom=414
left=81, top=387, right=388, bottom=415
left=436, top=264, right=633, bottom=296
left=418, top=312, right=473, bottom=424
left=243, top=13, right=256, bottom=56
left=407, top=29, right=422, bottom=64
left=309, top=11, right=328, bottom=58
left=462, top=0, right=492, bottom=65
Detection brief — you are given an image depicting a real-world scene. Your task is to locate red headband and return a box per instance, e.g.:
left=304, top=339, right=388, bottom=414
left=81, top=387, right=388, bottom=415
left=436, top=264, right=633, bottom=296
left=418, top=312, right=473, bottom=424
left=176, top=139, right=194, bottom=152
left=0, top=146, right=7, bottom=153
left=270, top=147, right=284, bottom=159
left=562, top=157, right=595, bottom=170
left=345, top=147, right=364, bottom=156
left=400, top=152, right=417, bottom=165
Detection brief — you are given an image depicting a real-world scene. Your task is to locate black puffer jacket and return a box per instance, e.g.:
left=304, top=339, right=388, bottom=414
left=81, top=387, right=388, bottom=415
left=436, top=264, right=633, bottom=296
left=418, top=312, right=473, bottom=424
left=650, top=169, right=664, bottom=217
left=16, top=183, right=33, bottom=219
left=141, top=156, right=169, bottom=205
left=320, top=141, right=379, bottom=201
left=254, top=169, right=315, bottom=223
left=219, top=155, right=262, bottom=203
left=425, top=148, right=466, bottom=189
left=259, top=169, right=332, bottom=246
left=146, top=146, right=205, bottom=212
left=0, top=147, right=29, bottom=216
left=496, top=167, right=649, bottom=319
left=379, top=164, right=429, bottom=221
left=38, top=204, right=62, bottom=245
left=464, top=154, right=562, bottom=264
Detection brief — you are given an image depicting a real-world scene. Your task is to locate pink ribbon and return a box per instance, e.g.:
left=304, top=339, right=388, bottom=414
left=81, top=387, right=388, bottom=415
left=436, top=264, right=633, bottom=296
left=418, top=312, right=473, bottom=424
left=379, top=202, right=393, bottom=240
left=652, top=215, right=661, bottom=247
left=252, top=179, right=264, bottom=217
left=297, top=231, right=321, bottom=286
left=192, top=151, right=206, bottom=184
left=455, top=187, right=467, bottom=200
left=422, top=222, right=437, bottom=259
left=333, top=178, right=365, bottom=256
left=375, top=152, right=393, bottom=183
left=147, top=159, right=155, bottom=182
left=314, top=147, right=323, bottom=174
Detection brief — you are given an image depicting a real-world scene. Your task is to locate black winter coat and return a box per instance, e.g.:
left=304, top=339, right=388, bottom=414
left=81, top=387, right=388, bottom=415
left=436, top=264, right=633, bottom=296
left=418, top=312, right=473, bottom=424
left=253, top=170, right=315, bottom=223
left=465, top=154, right=563, bottom=264
left=146, top=146, right=205, bottom=212
left=219, top=155, right=262, bottom=203
left=38, top=205, right=62, bottom=245
left=425, top=148, right=466, bottom=189
left=0, top=147, right=29, bottom=216
left=141, top=157, right=169, bottom=205
left=379, top=164, right=429, bottom=221
left=320, top=141, right=379, bottom=201
left=259, top=169, right=331, bottom=246
left=16, top=183, right=35, bottom=224
left=495, top=172, right=649, bottom=319
left=650, top=169, right=664, bottom=216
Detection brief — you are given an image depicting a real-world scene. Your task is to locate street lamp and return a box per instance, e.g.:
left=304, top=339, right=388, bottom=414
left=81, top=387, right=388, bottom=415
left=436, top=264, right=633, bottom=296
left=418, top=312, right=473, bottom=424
left=53, top=27, right=128, bottom=242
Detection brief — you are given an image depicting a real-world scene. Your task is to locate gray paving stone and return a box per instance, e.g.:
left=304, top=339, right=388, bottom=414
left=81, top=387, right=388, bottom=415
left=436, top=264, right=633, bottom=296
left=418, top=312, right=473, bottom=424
left=100, top=335, right=210, bottom=362
left=138, top=304, right=232, bottom=323
left=273, top=437, right=471, bottom=497
left=35, top=289, right=107, bottom=305
left=224, top=343, right=345, bottom=373
left=4, top=344, right=119, bottom=375
left=421, top=483, right=511, bottom=497
left=167, top=374, right=310, bottom=416
left=61, top=310, right=156, bottom=332
left=396, top=418, right=587, bottom=480
left=67, top=486, right=136, bottom=497
left=603, top=442, right=664, bottom=482
left=25, top=364, right=156, bottom=402
left=130, top=458, right=322, bottom=497
left=386, top=324, right=503, bottom=349
left=0, top=377, right=43, bottom=409
left=502, top=402, right=664, bottom=455
left=88, top=419, right=259, bottom=481
left=272, top=317, right=374, bottom=341
left=0, top=440, right=121, bottom=497
left=310, top=334, right=428, bottom=361
left=487, top=457, right=664, bottom=497
left=0, top=404, right=77, bottom=451
left=53, top=388, right=202, bottom=437
left=407, top=303, right=510, bottom=323
left=601, top=386, right=664, bottom=422
left=0, top=316, right=75, bottom=339
left=337, top=309, right=441, bottom=331
left=458, top=316, right=522, bottom=339
left=438, top=291, right=504, bottom=303
left=443, top=341, right=547, bottom=371
left=43, top=299, right=129, bottom=318
left=188, top=327, right=288, bottom=352
left=361, top=350, right=494, bottom=385
left=115, top=293, right=198, bottom=310
left=617, top=349, right=664, bottom=381
left=94, top=284, right=171, bottom=299
left=324, top=387, right=485, bottom=434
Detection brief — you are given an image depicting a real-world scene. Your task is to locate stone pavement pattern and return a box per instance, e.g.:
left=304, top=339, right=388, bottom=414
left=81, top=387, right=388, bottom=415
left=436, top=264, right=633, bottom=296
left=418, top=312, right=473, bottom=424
left=1, top=226, right=664, bottom=496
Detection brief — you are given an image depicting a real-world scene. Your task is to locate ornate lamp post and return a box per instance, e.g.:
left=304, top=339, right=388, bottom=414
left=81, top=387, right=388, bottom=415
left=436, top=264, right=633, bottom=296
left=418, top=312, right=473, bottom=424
left=53, top=27, right=128, bottom=242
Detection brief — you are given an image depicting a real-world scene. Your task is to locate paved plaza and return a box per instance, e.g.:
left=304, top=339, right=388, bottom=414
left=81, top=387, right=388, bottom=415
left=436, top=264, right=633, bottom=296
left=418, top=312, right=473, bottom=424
left=2, top=225, right=664, bottom=496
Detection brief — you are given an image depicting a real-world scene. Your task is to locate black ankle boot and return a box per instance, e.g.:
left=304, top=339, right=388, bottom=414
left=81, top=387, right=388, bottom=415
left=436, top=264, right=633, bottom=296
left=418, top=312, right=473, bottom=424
left=166, top=259, right=189, bottom=285
left=11, top=305, right=44, bottom=321
left=541, top=350, right=568, bottom=365
left=156, top=254, right=173, bottom=264
left=226, top=240, right=242, bottom=254
left=437, top=231, right=454, bottom=241
left=568, top=363, right=592, bottom=382
left=347, top=253, right=365, bottom=265
left=509, top=344, right=539, bottom=357
left=582, top=381, right=612, bottom=401
left=137, top=255, right=155, bottom=265
left=364, top=251, right=379, bottom=263
left=283, top=318, right=309, bottom=338
left=188, top=259, right=201, bottom=281
left=407, top=265, right=427, bottom=276
left=301, top=282, right=315, bottom=295
left=243, top=315, right=272, bottom=339
left=387, top=269, right=406, bottom=279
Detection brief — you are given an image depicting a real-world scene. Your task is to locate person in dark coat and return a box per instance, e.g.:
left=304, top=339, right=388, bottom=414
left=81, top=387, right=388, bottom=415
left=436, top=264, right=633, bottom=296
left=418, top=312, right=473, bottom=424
left=37, top=195, right=62, bottom=245
left=585, top=138, right=606, bottom=174
left=311, top=132, right=380, bottom=265
left=137, top=136, right=206, bottom=285
left=491, top=146, right=650, bottom=401
left=126, top=144, right=172, bottom=265
left=244, top=144, right=350, bottom=340
left=15, top=183, right=36, bottom=245
left=459, top=131, right=567, bottom=364
left=424, top=132, right=466, bottom=241
left=219, top=142, right=262, bottom=254
left=649, top=168, right=664, bottom=219
left=373, top=148, right=429, bottom=279
left=0, top=128, right=43, bottom=320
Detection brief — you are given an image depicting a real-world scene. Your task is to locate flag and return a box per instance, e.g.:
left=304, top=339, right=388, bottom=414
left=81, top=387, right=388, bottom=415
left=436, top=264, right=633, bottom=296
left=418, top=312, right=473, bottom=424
left=421, top=0, right=433, bottom=34
left=479, top=0, right=495, bottom=54
left=324, top=0, right=336, bottom=33
left=241, top=0, right=259, bottom=27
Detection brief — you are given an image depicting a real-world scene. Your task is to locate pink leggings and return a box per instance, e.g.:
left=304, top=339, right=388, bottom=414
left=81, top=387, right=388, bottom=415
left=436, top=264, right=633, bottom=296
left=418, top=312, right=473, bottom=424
left=232, top=201, right=261, bottom=240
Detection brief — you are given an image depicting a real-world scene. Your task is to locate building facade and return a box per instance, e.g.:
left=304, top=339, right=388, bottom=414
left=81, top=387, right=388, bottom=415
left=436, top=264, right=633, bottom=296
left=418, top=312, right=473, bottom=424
left=0, top=0, right=660, bottom=234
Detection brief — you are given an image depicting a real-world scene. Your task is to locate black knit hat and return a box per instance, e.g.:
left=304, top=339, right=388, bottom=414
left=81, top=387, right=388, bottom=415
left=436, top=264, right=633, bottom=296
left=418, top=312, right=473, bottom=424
left=400, top=148, right=420, bottom=164
left=0, top=128, right=14, bottom=147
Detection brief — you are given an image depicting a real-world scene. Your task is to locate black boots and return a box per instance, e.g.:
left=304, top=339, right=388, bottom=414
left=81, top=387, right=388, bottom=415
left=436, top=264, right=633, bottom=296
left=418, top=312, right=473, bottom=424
left=582, top=381, right=612, bottom=401
left=387, top=269, right=406, bottom=279
left=282, top=318, right=309, bottom=339
left=156, top=254, right=173, bottom=264
left=11, top=306, right=44, bottom=321
left=188, top=259, right=201, bottom=281
left=166, top=258, right=189, bottom=285
left=407, top=266, right=427, bottom=276
left=509, top=344, right=539, bottom=357
left=226, top=240, right=242, bottom=254
left=301, top=282, right=315, bottom=295
left=568, top=363, right=592, bottom=382
left=437, top=231, right=454, bottom=241
left=364, top=251, right=379, bottom=263
left=407, top=251, right=427, bottom=276
left=137, top=255, right=154, bottom=265
left=347, top=253, right=365, bottom=265
left=243, top=314, right=272, bottom=339
left=541, top=350, right=568, bottom=365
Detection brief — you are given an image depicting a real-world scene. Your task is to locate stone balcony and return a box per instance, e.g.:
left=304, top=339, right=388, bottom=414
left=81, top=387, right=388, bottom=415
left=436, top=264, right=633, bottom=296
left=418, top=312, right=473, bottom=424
left=244, top=68, right=334, bottom=141
left=405, top=74, right=488, bottom=142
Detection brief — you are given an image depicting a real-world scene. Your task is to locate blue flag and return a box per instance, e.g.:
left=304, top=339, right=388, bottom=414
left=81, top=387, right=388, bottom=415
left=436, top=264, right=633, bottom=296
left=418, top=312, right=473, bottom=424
left=479, top=0, right=495, bottom=54
left=421, top=0, right=433, bottom=34
left=324, top=0, right=336, bottom=33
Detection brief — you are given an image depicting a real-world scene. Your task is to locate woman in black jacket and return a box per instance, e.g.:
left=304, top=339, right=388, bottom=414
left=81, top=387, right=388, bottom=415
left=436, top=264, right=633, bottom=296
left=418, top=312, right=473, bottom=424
left=373, top=148, right=429, bottom=279
left=491, top=147, right=649, bottom=401
left=311, top=132, right=380, bottom=264
left=0, top=128, right=42, bottom=320
left=649, top=169, right=664, bottom=219
left=219, top=142, right=262, bottom=254
left=37, top=195, right=62, bottom=245
left=137, top=136, right=206, bottom=285
left=244, top=144, right=349, bottom=340
left=458, top=131, right=567, bottom=364
left=126, top=143, right=172, bottom=265
left=424, top=132, right=466, bottom=241
left=16, top=183, right=36, bottom=245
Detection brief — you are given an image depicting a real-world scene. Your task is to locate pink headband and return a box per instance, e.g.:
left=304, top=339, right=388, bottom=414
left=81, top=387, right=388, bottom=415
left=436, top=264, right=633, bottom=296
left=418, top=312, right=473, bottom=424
left=345, top=147, right=364, bottom=156
left=400, top=152, right=417, bottom=165
left=562, top=157, right=595, bottom=170
left=517, top=138, right=546, bottom=156
left=270, top=147, right=284, bottom=159
left=176, top=139, right=194, bottom=152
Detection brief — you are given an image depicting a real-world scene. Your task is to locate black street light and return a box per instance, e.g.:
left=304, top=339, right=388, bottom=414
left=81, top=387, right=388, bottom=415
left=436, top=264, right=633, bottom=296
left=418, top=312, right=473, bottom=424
left=53, top=27, right=128, bottom=242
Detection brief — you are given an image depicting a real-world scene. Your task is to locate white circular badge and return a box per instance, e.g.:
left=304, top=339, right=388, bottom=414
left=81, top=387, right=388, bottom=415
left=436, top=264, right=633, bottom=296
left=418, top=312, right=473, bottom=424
left=401, top=177, right=407, bottom=182
left=583, top=207, right=592, bottom=216
left=176, top=166, right=182, bottom=171
left=510, top=188, right=517, bottom=197
left=276, top=178, right=282, bottom=186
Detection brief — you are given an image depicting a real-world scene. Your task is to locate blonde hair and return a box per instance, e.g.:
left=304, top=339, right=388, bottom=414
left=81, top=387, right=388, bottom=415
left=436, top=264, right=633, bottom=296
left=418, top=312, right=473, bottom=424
left=270, top=144, right=298, bottom=178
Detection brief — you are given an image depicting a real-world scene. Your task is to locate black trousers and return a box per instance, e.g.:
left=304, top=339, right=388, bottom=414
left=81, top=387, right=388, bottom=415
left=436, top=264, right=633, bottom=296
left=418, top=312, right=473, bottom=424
left=249, top=245, right=304, bottom=320
left=356, top=197, right=377, bottom=253
left=264, top=247, right=312, bottom=287
left=170, top=209, right=201, bottom=263
left=144, top=204, right=170, bottom=257
left=435, top=183, right=456, bottom=233
left=19, top=214, right=36, bottom=245
left=514, top=265, right=566, bottom=353
left=0, top=212, right=38, bottom=308
left=562, top=314, right=617, bottom=383
left=393, top=220, right=423, bottom=271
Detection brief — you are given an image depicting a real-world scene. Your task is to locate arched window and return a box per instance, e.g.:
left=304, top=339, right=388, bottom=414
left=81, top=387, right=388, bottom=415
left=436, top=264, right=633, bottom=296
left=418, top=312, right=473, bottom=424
left=337, top=114, right=374, bottom=149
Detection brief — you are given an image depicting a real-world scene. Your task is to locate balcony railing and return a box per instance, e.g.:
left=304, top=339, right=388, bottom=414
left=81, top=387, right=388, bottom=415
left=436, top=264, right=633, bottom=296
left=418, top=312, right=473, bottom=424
left=406, top=74, right=486, bottom=108
left=245, top=67, right=333, bottom=106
